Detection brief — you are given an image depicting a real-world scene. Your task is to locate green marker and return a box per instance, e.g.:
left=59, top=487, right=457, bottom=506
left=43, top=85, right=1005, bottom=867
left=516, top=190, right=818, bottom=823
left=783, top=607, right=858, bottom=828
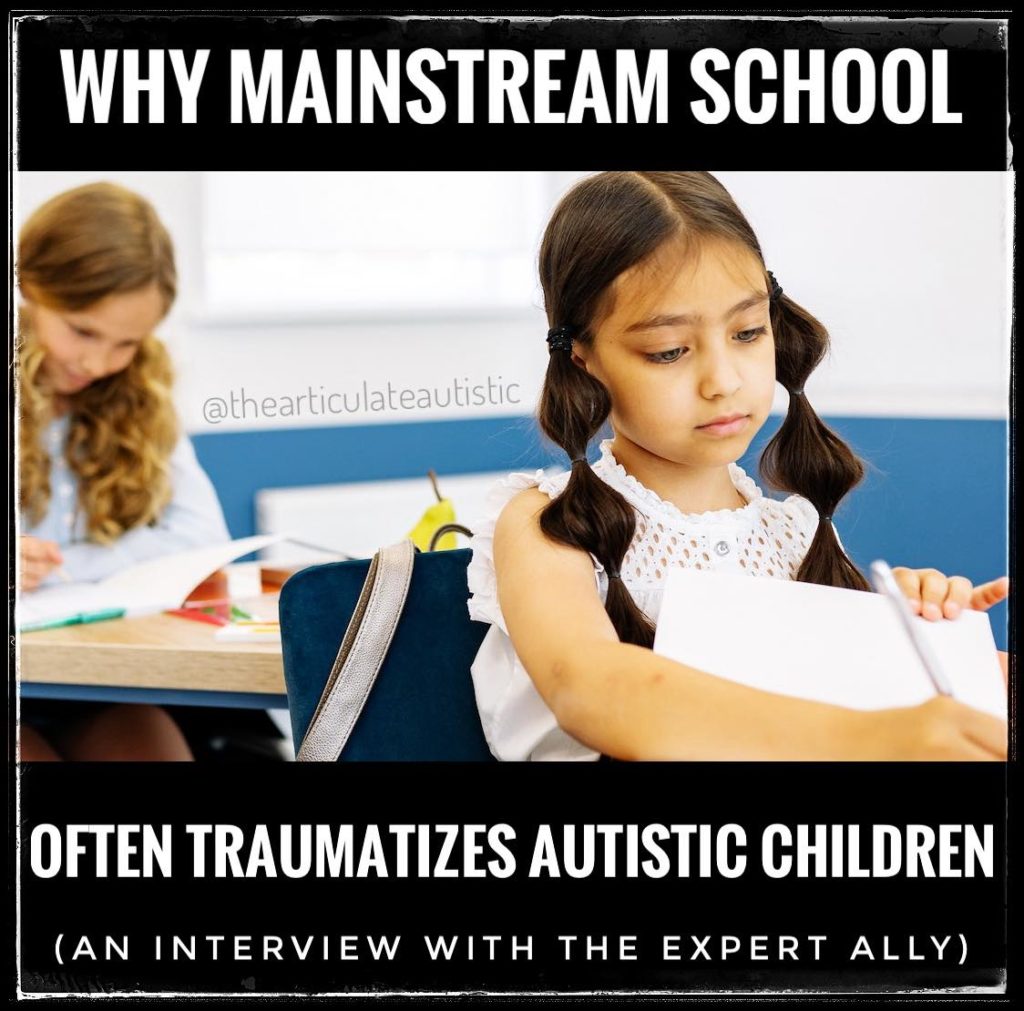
left=20, top=607, right=126, bottom=633
left=230, top=605, right=253, bottom=621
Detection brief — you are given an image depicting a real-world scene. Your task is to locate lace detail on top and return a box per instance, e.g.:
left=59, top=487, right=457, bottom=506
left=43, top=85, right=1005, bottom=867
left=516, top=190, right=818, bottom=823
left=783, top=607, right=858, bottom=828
left=466, top=437, right=820, bottom=628
left=592, top=439, right=814, bottom=586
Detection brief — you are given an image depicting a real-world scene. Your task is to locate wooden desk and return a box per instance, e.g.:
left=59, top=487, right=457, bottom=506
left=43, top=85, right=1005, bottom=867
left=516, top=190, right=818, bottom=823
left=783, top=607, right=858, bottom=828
left=18, top=595, right=288, bottom=709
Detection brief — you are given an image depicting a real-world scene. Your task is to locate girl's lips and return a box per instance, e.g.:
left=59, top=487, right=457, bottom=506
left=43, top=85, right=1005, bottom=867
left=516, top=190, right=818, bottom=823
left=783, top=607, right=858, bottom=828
left=696, top=414, right=750, bottom=437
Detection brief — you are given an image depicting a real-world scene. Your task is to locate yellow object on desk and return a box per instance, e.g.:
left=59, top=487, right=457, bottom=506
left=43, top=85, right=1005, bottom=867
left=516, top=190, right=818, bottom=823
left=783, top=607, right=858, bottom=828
left=406, top=468, right=459, bottom=551
left=408, top=498, right=457, bottom=551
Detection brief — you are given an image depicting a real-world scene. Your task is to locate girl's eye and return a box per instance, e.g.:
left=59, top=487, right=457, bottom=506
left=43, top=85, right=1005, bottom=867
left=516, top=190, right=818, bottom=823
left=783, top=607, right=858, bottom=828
left=645, top=347, right=687, bottom=364
left=735, top=326, right=767, bottom=343
left=70, top=324, right=95, bottom=338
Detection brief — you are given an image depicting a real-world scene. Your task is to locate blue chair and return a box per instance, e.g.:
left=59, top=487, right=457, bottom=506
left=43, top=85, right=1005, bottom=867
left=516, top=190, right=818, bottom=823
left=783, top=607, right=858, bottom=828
left=280, top=546, right=497, bottom=761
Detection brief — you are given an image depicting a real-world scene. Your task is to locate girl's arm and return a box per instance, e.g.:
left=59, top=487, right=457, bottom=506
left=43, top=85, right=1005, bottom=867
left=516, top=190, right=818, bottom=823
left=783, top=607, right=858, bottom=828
left=494, top=488, right=1007, bottom=762
left=53, top=434, right=231, bottom=584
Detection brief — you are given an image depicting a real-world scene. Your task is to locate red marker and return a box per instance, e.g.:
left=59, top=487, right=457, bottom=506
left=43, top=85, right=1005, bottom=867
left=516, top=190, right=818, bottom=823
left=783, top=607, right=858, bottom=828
left=166, top=608, right=229, bottom=627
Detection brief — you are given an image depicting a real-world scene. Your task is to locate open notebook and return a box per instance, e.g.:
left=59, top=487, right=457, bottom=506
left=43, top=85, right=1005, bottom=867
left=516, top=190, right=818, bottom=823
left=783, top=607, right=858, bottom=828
left=653, top=569, right=1006, bottom=720
left=18, top=534, right=287, bottom=631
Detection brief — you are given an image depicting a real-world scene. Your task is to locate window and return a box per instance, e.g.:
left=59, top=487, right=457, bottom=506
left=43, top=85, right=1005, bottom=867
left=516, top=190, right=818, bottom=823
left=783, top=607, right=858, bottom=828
left=200, top=172, right=573, bottom=320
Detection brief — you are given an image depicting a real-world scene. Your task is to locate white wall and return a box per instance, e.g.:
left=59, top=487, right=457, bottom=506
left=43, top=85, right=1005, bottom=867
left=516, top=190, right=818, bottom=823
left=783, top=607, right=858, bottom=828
left=718, top=171, right=1011, bottom=418
left=15, top=171, right=1010, bottom=433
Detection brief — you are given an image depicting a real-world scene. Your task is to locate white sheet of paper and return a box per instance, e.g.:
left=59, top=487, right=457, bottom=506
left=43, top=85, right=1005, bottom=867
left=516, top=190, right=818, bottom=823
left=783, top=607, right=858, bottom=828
left=18, top=534, right=287, bottom=627
left=653, top=569, right=1006, bottom=719
left=18, top=583, right=119, bottom=626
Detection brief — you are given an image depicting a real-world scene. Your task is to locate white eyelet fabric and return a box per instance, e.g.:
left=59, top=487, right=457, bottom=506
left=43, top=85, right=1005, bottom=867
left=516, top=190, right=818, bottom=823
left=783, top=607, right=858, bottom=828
left=466, top=438, right=823, bottom=762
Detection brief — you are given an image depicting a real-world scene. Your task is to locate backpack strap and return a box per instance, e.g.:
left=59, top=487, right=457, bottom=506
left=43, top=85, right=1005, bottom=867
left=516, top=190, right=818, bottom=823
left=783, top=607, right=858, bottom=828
left=297, top=538, right=416, bottom=762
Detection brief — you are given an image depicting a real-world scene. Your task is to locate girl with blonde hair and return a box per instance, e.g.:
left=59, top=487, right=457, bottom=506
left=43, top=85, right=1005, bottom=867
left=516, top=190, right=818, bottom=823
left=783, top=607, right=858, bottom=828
left=17, top=181, right=230, bottom=760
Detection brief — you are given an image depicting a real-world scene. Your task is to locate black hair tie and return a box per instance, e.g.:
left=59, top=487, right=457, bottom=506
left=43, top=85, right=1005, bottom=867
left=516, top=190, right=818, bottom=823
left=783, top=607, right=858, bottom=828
left=547, top=326, right=577, bottom=353
left=767, top=270, right=783, bottom=302
left=790, top=387, right=804, bottom=397
left=570, top=454, right=588, bottom=466
left=606, top=568, right=622, bottom=581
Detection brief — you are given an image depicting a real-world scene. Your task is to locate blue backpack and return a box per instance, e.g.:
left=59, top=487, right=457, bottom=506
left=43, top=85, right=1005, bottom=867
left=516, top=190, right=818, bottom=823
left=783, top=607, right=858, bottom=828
left=280, top=542, right=496, bottom=761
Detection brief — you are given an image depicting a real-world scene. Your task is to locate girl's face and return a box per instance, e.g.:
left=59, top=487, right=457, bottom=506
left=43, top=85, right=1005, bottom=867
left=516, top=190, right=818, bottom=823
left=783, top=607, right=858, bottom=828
left=25, top=283, right=166, bottom=396
left=574, top=236, right=777, bottom=471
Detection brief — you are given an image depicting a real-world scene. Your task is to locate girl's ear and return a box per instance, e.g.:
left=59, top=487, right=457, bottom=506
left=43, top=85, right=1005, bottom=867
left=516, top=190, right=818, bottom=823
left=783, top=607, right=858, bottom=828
left=570, top=348, right=590, bottom=373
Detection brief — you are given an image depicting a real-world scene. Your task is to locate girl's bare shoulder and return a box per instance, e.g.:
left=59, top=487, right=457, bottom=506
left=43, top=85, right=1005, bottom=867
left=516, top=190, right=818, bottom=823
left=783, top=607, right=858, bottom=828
left=493, top=485, right=596, bottom=578
left=493, top=486, right=554, bottom=550
left=499, top=485, right=551, bottom=520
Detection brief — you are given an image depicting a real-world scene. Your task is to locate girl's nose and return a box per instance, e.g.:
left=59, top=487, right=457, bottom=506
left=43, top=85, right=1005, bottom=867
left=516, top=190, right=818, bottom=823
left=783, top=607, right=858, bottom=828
left=698, top=348, right=743, bottom=400
left=79, top=353, right=105, bottom=378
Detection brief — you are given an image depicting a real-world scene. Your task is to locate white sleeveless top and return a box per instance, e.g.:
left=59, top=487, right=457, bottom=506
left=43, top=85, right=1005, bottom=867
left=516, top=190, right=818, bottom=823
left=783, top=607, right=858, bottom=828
left=465, top=437, right=822, bottom=761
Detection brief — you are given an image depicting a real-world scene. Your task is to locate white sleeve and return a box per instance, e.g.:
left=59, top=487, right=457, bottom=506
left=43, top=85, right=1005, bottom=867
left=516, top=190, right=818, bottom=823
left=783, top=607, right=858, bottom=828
left=57, top=434, right=230, bottom=583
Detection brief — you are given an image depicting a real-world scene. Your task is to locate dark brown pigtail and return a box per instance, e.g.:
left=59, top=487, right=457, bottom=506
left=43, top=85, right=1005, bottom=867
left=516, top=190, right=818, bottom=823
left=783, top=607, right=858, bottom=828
left=761, top=295, right=872, bottom=591
left=538, top=349, right=657, bottom=648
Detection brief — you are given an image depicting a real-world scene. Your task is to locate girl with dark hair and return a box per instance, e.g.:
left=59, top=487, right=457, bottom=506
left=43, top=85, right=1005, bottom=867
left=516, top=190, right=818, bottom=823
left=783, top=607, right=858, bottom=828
left=467, top=171, right=1008, bottom=762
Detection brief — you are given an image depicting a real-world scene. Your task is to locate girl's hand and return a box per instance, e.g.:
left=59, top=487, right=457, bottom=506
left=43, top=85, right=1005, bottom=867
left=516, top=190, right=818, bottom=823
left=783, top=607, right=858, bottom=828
left=891, top=567, right=1010, bottom=621
left=863, top=696, right=1007, bottom=761
left=20, top=536, right=63, bottom=592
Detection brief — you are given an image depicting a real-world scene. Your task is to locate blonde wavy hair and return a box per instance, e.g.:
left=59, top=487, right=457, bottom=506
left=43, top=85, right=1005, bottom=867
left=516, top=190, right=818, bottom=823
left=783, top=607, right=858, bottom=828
left=17, top=182, right=180, bottom=543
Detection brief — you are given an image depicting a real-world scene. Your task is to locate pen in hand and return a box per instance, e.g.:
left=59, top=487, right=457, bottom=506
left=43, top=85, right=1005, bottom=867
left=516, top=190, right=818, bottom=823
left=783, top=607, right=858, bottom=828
left=869, top=560, right=954, bottom=697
